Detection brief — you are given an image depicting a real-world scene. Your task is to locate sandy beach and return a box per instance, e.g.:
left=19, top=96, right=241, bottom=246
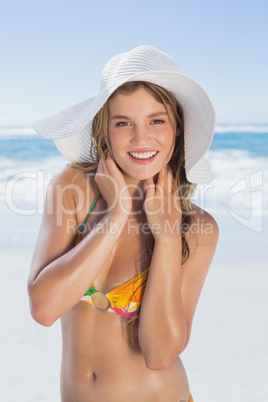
left=1, top=213, right=267, bottom=401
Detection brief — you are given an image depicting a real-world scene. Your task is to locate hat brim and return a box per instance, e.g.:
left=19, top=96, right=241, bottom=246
left=33, top=71, right=215, bottom=183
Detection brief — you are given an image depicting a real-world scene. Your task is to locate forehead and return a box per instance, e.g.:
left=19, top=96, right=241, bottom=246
left=108, top=87, right=170, bottom=115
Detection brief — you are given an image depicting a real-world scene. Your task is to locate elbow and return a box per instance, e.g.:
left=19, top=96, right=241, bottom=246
left=144, top=338, right=187, bottom=371
left=145, top=351, right=180, bottom=371
left=29, top=301, right=57, bottom=327
left=28, top=283, right=57, bottom=327
left=145, top=357, right=174, bottom=371
left=140, top=323, right=188, bottom=371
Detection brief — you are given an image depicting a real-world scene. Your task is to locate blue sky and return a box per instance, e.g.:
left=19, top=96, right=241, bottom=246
left=0, top=0, right=267, bottom=126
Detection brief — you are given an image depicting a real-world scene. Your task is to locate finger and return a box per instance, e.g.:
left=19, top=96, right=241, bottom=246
left=145, top=177, right=155, bottom=199
left=99, top=154, right=112, bottom=175
left=165, top=166, right=173, bottom=195
left=104, top=157, right=128, bottom=193
left=96, top=156, right=112, bottom=185
left=156, top=165, right=165, bottom=196
left=105, top=155, right=122, bottom=177
left=96, top=155, right=105, bottom=174
left=164, top=164, right=168, bottom=195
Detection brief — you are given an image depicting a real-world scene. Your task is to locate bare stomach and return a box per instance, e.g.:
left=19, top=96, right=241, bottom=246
left=60, top=303, right=190, bottom=402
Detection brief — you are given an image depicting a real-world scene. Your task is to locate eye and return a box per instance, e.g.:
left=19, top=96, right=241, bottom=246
left=151, top=119, right=165, bottom=125
left=115, top=121, right=131, bottom=127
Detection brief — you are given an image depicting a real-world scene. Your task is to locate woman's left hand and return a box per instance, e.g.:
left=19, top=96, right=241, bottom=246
left=144, top=164, right=182, bottom=241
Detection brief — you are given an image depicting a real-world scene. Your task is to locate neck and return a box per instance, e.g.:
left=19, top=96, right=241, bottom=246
left=122, top=173, right=159, bottom=215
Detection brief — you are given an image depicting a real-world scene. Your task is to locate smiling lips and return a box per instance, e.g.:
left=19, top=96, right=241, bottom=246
left=128, top=150, right=159, bottom=164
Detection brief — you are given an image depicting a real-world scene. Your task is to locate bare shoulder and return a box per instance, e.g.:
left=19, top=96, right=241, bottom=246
left=185, top=204, right=219, bottom=256
left=50, top=166, right=98, bottom=207
left=51, top=166, right=93, bottom=189
left=28, top=166, right=98, bottom=283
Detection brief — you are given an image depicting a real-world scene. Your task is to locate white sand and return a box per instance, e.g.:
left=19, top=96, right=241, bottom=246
left=0, top=249, right=61, bottom=402
left=0, top=249, right=267, bottom=401
left=182, top=260, right=268, bottom=401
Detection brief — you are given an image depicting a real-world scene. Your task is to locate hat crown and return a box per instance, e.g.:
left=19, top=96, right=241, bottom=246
left=99, top=45, right=181, bottom=92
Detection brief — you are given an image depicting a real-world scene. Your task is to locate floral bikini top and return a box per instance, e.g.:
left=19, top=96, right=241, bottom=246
left=75, top=192, right=149, bottom=319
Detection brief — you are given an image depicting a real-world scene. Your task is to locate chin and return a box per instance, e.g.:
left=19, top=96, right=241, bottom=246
left=117, top=161, right=161, bottom=182
left=124, top=170, right=159, bottom=182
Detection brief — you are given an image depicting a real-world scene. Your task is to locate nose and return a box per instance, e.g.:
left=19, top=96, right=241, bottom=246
left=130, top=124, right=151, bottom=145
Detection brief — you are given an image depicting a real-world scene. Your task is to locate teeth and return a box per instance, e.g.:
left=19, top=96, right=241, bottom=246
left=129, top=151, right=158, bottom=159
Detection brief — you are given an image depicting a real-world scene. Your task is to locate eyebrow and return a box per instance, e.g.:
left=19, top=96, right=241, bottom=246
left=110, top=111, right=168, bottom=120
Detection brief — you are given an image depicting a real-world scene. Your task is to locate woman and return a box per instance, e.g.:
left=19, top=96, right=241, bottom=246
left=28, top=45, right=219, bottom=402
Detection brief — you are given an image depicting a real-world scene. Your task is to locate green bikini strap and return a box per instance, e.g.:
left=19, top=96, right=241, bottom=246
left=79, top=191, right=101, bottom=233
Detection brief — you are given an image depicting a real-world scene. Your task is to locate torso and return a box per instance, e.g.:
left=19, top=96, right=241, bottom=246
left=60, top=171, right=191, bottom=402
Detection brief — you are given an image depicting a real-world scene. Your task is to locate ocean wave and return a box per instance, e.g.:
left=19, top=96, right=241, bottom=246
left=215, top=125, right=268, bottom=134
left=197, top=150, right=268, bottom=227
left=0, top=127, right=35, bottom=137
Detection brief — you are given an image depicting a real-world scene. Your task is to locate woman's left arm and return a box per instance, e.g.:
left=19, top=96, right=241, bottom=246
left=138, top=166, right=219, bottom=370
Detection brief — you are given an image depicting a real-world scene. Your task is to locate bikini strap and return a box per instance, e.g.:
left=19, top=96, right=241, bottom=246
left=78, top=192, right=101, bottom=234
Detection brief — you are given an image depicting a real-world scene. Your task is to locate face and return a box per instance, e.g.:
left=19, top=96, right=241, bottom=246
left=107, top=87, right=177, bottom=182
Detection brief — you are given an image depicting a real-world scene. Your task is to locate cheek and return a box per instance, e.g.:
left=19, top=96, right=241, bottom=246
left=164, top=131, right=176, bottom=161
left=109, top=140, right=122, bottom=159
left=108, top=134, right=126, bottom=167
left=161, top=130, right=175, bottom=150
left=109, top=130, right=130, bottom=157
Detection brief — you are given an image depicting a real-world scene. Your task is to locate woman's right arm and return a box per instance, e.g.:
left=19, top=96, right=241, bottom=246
left=28, top=165, right=129, bottom=327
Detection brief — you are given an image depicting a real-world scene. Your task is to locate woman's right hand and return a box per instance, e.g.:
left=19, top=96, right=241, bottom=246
left=95, top=152, right=132, bottom=217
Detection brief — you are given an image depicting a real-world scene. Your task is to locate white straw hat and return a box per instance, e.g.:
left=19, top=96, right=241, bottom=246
left=33, top=45, right=216, bottom=184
